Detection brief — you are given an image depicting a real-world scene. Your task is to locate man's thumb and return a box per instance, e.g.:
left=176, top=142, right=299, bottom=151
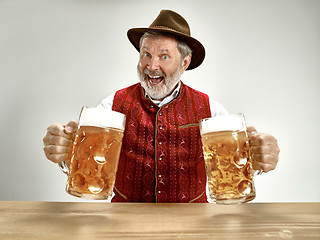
left=247, top=126, right=257, bottom=137
left=64, top=121, right=78, bottom=134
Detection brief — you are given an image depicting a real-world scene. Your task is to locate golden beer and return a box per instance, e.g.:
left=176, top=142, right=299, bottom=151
left=200, top=113, right=257, bottom=204
left=59, top=107, right=126, bottom=201
left=67, top=125, right=124, bottom=200
left=201, top=130, right=255, bottom=204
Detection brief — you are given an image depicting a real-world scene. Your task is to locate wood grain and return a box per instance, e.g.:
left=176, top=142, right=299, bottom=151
left=0, top=201, right=319, bottom=239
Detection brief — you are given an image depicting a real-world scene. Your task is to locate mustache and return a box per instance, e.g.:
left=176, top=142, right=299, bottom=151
left=144, top=69, right=165, bottom=77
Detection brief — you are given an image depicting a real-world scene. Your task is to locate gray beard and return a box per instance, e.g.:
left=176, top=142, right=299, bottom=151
left=138, top=66, right=183, bottom=100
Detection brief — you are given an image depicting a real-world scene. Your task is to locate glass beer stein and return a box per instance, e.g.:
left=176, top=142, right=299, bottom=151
left=59, top=107, right=126, bottom=201
left=200, top=113, right=260, bottom=204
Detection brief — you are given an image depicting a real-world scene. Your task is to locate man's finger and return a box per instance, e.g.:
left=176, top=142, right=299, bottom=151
left=247, top=126, right=257, bottom=136
left=252, top=160, right=276, bottom=172
left=43, top=135, right=73, bottom=146
left=47, top=124, right=72, bottom=139
left=47, top=153, right=69, bottom=163
left=250, top=133, right=278, bottom=146
left=44, top=145, right=70, bottom=155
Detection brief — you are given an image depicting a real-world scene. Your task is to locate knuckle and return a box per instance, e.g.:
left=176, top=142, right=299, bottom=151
left=48, top=123, right=63, bottom=135
left=43, top=146, right=52, bottom=155
left=43, top=133, right=51, bottom=144
left=44, top=149, right=50, bottom=158
left=43, top=146, right=48, bottom=153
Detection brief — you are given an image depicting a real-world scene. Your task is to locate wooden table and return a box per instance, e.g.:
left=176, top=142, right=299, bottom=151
left=0, top=201, right=319, bottom=239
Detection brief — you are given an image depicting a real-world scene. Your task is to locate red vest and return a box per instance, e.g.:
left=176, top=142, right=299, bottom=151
left=111, top=82, right=211, bottom=202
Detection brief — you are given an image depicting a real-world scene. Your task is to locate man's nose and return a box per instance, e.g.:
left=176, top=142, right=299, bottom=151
left=148, top=57, right=160, bottom=71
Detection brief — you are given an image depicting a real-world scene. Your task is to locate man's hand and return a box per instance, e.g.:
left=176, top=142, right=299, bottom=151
left=247, top=126, right=280, bottom=173
left=43, top=121, right=78, bottom=163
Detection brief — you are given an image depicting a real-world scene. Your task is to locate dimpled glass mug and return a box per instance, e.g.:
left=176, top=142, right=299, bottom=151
left=59, top=107, right=126, bottom=201
left=200, top=113, right=260, bottom=204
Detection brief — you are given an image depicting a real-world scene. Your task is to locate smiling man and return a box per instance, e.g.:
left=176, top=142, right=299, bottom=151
left=138, top=33, right=191, bottom=101
left=43, top=10, right=280, bottom=203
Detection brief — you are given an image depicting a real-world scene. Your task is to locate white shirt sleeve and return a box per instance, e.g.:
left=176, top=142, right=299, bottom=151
left=209, top=96, right=229, bottom=117
left=97, top=92, right=115, bottom=110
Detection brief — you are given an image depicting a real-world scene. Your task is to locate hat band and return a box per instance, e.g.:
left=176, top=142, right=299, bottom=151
left=151, top=25, right=188, bottom=35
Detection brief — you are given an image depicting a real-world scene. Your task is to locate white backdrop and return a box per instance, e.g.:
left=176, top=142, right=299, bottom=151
left=1, top=0, right=319, bottom=202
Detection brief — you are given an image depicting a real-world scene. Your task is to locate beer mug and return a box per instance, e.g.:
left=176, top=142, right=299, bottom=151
left=200, top=113, right=259, bottom=204
left=59, top=107, right=126, bottom=201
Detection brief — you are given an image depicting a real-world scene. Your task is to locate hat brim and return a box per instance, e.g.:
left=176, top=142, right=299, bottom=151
left=127, top=27, right=205, bottom=70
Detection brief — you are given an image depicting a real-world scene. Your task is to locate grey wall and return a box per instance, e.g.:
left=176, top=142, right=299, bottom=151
left=1, top=0, right=319, bottom=202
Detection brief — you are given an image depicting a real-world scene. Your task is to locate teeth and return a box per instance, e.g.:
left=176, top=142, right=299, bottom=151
left=148, top=75, right=161, bottom=78
left=148, top=75, right=163, bottom=84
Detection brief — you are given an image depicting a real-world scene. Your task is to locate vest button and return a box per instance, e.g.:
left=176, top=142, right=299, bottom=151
left=159, top=113, right=163, bottom=116
left=159, top=157, right=162, bottom=161
left=159, top=142, right=162, bottom=145
left=158, top=190, right=161, bottom=194
left=159, top=126, right=163, bottom=130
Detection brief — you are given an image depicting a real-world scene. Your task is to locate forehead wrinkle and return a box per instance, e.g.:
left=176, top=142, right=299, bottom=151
left=141, top=38, right=176, bottom=54
left=160, top=49, right=170, bottom=54
left=141, top=45, right=149, bottom=51
left=141, top=45, right=172, bottom=55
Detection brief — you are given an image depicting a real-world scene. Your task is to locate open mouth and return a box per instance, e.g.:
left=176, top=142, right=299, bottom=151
left=147, top=75, right=164, bottom=86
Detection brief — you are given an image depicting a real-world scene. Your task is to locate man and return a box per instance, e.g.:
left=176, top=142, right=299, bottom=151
left=43, top=10, right=280, bottom=203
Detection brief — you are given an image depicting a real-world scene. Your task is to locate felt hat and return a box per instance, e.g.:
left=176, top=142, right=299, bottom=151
left=127, top=10, right=205, bottom=70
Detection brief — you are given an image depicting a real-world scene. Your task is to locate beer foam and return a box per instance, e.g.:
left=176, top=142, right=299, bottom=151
left=200, top=114, right=246, bottom=135
left=78, top=107, right=126, bottom=131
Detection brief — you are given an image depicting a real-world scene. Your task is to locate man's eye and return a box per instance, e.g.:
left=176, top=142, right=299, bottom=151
left=162, top=55, right=169, bottom=60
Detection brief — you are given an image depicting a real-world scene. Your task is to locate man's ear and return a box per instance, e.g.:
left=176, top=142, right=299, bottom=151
left=181, top=54, right=192, bottom=72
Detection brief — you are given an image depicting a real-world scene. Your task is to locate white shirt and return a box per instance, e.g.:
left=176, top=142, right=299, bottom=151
left=97, top=82, right=228, bottom=117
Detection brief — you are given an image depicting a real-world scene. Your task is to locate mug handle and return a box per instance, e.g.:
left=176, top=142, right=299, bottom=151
left=58, top=123, right=77, bottom=175
left=58, top=161, right=69, bottom=175
left=253, top=170, right=263, bottom=179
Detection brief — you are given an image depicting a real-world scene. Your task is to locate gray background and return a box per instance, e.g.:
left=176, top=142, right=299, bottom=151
left=1, top=0, right=319, bottom=202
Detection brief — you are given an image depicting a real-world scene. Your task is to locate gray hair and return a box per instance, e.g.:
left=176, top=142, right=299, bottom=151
left=139, top=31, right=192, bottom=61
